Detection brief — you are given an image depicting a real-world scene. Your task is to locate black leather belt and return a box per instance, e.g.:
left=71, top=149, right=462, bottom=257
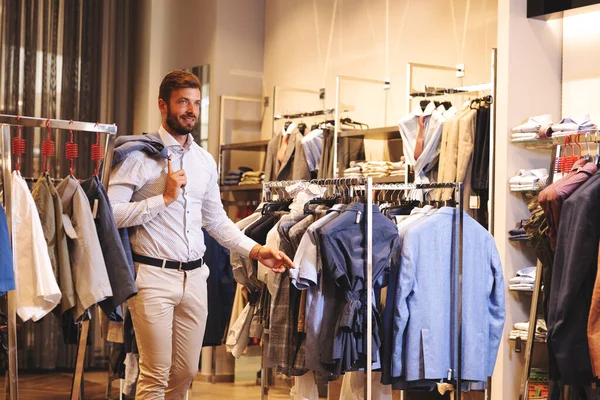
left=133, top=253, right=204, bottom=271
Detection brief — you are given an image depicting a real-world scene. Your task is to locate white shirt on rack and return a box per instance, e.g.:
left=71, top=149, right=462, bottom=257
left=11, top=171, right=61, bottom=322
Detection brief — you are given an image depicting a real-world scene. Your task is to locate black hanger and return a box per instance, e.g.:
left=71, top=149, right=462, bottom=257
left=298, top=122, right=307, bottom=135
left=284, top=121, right=292, bottom=130
left=261, top=200, right=292, bottom=216
left=303, top=198, right=337, bottom=215
left=420, top=100, right=430, bottom=112
left=441, top=101, right=452, bottom=109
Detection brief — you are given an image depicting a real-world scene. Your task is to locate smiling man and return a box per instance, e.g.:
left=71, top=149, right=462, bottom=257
left=108, top=70, right=292, bottom=399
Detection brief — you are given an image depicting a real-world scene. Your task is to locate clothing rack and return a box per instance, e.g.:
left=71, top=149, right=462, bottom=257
left=0, top=114, right=117, bottom=400
left=274, top=108, right=337, bottom=121
left=406, top=49, right=497, bottom=239
left=261, top=177, right=465, bottom=400
left=271, top=86, right=325, bottom=136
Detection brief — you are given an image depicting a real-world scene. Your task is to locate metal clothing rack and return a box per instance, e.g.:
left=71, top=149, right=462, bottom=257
left=271, top=86, right=325, bottom=136
left=261, top=177, right=466, bottom=400
left=0, top=114, right=117, bottom=400
left=406, top=48, right=498, bottom=236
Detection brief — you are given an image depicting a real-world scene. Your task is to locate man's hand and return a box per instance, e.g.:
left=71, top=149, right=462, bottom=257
left=163, top=156, right=187, bottom=206
left=250, top=244, right=294, bottom=273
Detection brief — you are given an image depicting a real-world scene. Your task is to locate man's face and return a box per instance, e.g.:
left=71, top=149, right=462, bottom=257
left=162, top=88, right=201, bottom=136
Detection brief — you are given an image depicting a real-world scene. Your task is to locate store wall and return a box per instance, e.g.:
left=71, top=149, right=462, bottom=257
left=494, top=0, right=563, bottom=399
left=262, top=0, right=498, bottom=138
left=132, top=0, right=265, bottom=158
left=562, top=4, right=600, bottom=119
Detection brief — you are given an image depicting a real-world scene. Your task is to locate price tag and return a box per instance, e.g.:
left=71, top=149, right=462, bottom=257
left=469, top=195, right=480, bottom=210
left=92, top=199, right=99, bottom=219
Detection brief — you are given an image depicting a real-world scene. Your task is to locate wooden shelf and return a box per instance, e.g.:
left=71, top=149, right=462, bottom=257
left=339, top=126, right=401, bottom=140
left=372, top=175, right=407, bottom=184
left=220, top=140, right=269, bottom=151
left=220, top=184, right=263, bottom=192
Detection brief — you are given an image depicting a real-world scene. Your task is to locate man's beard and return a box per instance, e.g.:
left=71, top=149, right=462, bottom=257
left=166, top=105, right=198, bottom=136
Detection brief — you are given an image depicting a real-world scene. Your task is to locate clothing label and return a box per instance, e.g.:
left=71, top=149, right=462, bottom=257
left=92, top=199, right=99, bottom=219
left=469, top=195, right=480, bottom=210
left=355, top=211, right=362, bottom=224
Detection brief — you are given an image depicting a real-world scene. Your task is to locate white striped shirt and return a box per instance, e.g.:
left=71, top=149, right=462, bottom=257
left=107, top=126, right=257, bottom=262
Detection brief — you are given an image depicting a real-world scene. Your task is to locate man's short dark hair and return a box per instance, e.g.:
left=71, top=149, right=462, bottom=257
left=158, top=70, right=201, bottom=102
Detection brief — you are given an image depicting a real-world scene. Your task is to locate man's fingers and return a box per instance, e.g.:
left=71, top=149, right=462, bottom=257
left=167, top=157, right=173, bottom=174
left=278, top=251, right=295, bottom=269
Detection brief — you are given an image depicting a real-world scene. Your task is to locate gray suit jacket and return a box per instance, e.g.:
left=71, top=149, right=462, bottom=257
left=388, top=207, right=505, bottom=382
left=264, top=129, right=311, bottom=182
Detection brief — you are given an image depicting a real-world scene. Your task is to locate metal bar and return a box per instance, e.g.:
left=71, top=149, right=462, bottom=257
left=101, top=133, right=116, bottom=188
left=261, top=339, right=268, bottom=400
left=0, top=114, right=116, bottom=134
left=1, top=125, right=17, bottom=400
left=70, top=319, right=90, bottom=400
left=409, top=83, right=492, bottom=98
left=489, top=48, right=497, bottom=236
left=273, top=86, right=320, bottom=95
left=406, top=63, right=412, bottom=116
left=219, top=96, right=226, bottom=182
left=366, top=177, right=373, bottom=400
left=518, top=259, right=544, bottom=400
left=457, top=182, right=465, bottom=399
left=407, top=62, right=459, bottom=72
left=220, top=96, right=262, bottom=103
left=337, top=75, right=388, bottom=85
left=272, top=86, right=277, bottom=137
left=274, top=108, right=338, bottom=120
left=334, top=76, right=340, bottom=178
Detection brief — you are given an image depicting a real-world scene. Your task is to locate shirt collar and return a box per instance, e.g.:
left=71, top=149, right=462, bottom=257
left=411, top=101, right=436, bottom=117
left=283, top=122, right=297, bottom=135
left=158, top=124, right=193, bottom=150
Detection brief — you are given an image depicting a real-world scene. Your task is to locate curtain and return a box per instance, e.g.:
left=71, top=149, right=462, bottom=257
left=0, top=0, right=137, bottom=371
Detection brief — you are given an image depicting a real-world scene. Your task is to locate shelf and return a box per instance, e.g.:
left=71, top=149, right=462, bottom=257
left=511, top=137, right=553, bottom=150
left=510, top=187, right=541, bottom=193
left=372, top=175, right=407, bottom=184
left=509, top=288, right=534, bottom=293
left=220, top=140, right=270, bottom=151
left=509, top=336, right=547, bottom=344
left=220, top=184, right=263, bottom=192
left=339, top=126, right=401, bottom=140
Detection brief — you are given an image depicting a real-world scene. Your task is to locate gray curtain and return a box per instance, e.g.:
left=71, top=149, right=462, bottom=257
left=0, top=0, right=137, bottom=371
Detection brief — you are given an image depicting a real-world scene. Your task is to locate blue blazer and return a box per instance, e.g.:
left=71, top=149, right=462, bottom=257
left=383, top=207, right=505, bottom=383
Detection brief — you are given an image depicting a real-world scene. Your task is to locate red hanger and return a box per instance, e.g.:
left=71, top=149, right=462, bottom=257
left=12, top=115, right=25, bottom=171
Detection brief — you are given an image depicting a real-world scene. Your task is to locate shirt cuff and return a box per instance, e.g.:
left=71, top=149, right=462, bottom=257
left=237, top=236, right=259, bottom=258
left=147, top=194, right=167, bottom=217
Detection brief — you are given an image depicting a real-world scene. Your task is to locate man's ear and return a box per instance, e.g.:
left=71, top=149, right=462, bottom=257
left=158, top=98, right=167, bottom=114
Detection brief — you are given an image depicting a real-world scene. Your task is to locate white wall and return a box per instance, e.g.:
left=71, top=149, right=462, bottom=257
left=262, top=0, right=498, bottom=138
left=494, top=1, right=563, bottom=399
left=132, top=0, right=265, bottom=158
left=562, top=4, right=600, bottom=119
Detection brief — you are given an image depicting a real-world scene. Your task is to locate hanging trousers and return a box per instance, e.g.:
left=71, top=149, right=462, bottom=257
left=129, top=263, right=210, bottom=399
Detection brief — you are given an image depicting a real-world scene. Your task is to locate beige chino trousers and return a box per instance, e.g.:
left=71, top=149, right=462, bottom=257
left=129, top=263, right=210, bottom=399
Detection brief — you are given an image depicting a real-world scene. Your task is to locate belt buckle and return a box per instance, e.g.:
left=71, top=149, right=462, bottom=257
left=178, top=261, right=183, bottom=271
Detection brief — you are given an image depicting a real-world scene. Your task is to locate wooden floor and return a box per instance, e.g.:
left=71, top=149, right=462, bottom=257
left=0, top=371, right=294, bottom=399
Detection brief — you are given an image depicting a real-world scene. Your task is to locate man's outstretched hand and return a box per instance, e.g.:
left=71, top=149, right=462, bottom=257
left=250, top=245, right=294, bottom=273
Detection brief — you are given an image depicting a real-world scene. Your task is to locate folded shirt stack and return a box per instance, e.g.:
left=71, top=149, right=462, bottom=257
left=343, top=160, right=406, bottom=178
left=223, top=167, right=253, bottom=186
left=509, top=219, right=529, bottom=241
left=544, top=114, right=597, bottom=138
left=509, top=168, right=548, bottom=191
left=511, top=114, right=553, bottom=141
left=509, top=266, right=536, bottom=291
left=509, top=319, right=547, bottom=341
left=239, top=170, right=264, bottom=185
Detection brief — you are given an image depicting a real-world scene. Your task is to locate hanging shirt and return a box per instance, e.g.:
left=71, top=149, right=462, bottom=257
left=301, top=128, right=323, bottom=172
left=31, top=175, right=76, bottom=314
left=11, top=171, right=61, bottom=322
left=399, top=103, right=447, bottom=200
left=0, top=204, right=15, bottom=295
left=80, top=175, right=137, bottom=317
left=56, top=176, right=113, bottom=320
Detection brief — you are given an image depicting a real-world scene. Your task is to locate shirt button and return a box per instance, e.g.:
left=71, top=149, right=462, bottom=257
left=187, top=230, right=190, bottom=233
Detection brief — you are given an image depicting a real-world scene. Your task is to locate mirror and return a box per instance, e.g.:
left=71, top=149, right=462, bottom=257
left=185, top=65, right=210, bottom=151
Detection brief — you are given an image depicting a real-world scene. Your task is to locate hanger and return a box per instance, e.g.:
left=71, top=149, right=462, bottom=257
left=65, top=120, right=79, bottom=178
left=595, top=133, right=600, bottom=167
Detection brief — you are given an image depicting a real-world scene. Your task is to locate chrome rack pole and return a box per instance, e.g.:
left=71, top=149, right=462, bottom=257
left=1, top=124, right=17, bottom=400
left=365, top=177, right=373, bottom=400
left=457, top=182, right=464, bottom=400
